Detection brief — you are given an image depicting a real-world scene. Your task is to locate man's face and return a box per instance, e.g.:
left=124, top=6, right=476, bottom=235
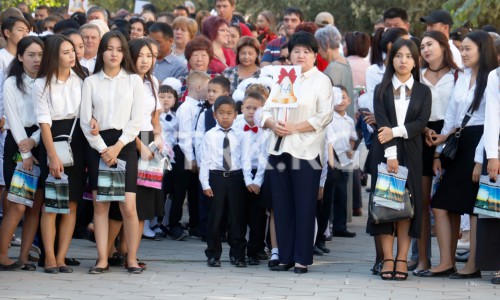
left=87, top=11, right=106, bottom=22
left=384, top=17, right=410, bottom=31
left=283, top=13, right=301, bottom=37
left=149, top=31, right=173, bottom=59
left=215, top=0, right=234, bottom=21
left=173, top=9, right=188, bottom=18
left=426, top=22, right=449, bottom=37
left=81, top=28, right=100, bottom=57
left=34, top=8, right=49, bottom=21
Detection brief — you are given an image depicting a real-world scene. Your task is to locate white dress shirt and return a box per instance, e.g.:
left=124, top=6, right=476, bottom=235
left=384, top=75, right=414, bottom=159
left=140, top=78, right=161, bottom=131
left=33, top=70, right=83, bottom=126
left=198, top=124, right=253, bottom=190
left=160, top=111, right=179, bottom=154
left=437, top=68, right=486, bottom=153
left=194, top=106, right=211, bottom=165
left=3, top=75, right=41, bottom=159
left=0, top=48, right=14, bottom=73
left=80, top=69, right=145, bottom=152
left=449, top=40, right=463, bottom=68
left=80, top=56, right=96, bottom=74
left=365, top=63, right=386, bottom=106
left=421, top=68, right=457, bottom=122
left=237, top=118, right=270, bottom=187
left=260, top=67, right=333, bottom=161
left=176, top=96, right=203, bottom=162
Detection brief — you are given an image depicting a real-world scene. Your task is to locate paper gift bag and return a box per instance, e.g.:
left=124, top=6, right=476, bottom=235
left=473, top=175, right=500, bottom=218
left=8, top=162, right=41, bottom=208
left=97, top=159, right=126, bottom=202
left=44, top=173, right=70, bottom=214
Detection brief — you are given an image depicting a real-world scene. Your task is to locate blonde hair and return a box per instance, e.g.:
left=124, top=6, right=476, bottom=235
left=172, top=16, right=198, bottom=39
left=186, top=70, right=211, bottom=90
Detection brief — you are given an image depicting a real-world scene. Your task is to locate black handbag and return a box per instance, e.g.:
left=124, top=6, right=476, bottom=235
left=440, top=108, right=472, bottom=164
left=369, top=189, right=414, bottom=224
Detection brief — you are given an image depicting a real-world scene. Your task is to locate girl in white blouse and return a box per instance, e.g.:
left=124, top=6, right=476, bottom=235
left=431, top=31, right=498, bottom=279
left=80, top=31, right=145, bottom=274
left=0, top=37, right=43, bottom=271
left=33, top=35, right=88, bottom=274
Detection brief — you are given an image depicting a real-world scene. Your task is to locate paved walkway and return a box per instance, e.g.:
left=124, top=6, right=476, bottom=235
left=1, top=194, right=498, bottom=300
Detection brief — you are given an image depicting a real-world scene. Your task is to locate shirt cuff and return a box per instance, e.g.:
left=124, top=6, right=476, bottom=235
left=384, top=146, right=397, bottom=160
left=392, top=126, right=407, bottom=138
left=244, top=176, right=253, bottom=187
left=201, top=181, right=211, bottom=191
left=486, top=151, right=499, bottom=159
left=21, top=151, right=33, bottom=159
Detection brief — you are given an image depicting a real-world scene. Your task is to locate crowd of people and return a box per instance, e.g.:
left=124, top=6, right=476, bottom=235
left=0, top=0, right=498, bottom=284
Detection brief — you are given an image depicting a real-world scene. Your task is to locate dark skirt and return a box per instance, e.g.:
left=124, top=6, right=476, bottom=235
left=422, top=120, right=444, bottom=177
left=260, top=170, right=272, bottom=210
left=431, top=125, right=484, bottom=215
left=476, top=217, right=500, bottom=270
left=39, top=119, right=87, bottom=201
left=3, top=126, right=41, bottom=190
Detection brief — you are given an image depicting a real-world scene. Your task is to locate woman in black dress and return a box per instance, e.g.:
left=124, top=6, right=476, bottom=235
left=367, top=38, right=431, bottom=280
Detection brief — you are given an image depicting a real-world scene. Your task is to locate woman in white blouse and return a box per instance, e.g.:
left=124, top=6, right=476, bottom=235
left=261, top=32, right=333, bottom=274
left=33, top=35, right=88, bottom=274
left=431, top=31, right=498, bottom=279
left=80, top=31, right=145, bottom=274
left=0, top=37, right=43, bottom=271
left=414, top=30, right=460, bottom=276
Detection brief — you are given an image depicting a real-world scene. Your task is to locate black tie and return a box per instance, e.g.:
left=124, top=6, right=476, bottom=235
left=165, top=114, right=172, bottom=121
left=222, top=129, right=231, bottom=171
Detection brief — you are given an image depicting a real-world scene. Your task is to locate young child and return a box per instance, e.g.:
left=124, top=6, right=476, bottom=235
left=194, top=76, right=230, bottom=241
left=169, top=70, right=210, bottom=241
left=236, top=92, right=269, bottom=265
left=317, top=85, right=358, bottom=252
left=199, top=96, right=252, bottom=268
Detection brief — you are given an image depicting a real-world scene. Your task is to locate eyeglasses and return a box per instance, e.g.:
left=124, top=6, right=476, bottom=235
left=278, top=56, right=290, bottom=62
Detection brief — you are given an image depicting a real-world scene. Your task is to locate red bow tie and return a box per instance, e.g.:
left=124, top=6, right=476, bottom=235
left=244, top=124, right=258, bottom=133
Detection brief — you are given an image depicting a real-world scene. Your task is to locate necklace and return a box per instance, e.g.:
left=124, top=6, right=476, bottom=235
left=427, top=64, right=447, bottom=73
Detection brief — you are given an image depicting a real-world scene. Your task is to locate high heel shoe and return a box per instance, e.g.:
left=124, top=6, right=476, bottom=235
left=379, top=259, right=394, bottom=280
left=394, top=260, right=408, bottom=281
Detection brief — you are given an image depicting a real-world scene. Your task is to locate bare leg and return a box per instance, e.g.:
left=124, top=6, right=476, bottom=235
left=18, top=190, right=43, bottom=263
left=417, top=176, right=431, bottom=270
left=429, top=208, right=456, bottom=272
left=457, top=215, right=479, bottom=274
left=380, top=233, right=395, bottom=279
left=0, top=202, right=26, bottom=265
left=395, top=219, right=411, bottom=278
left=119, top=192, right=140, bottom=268
left=93, top=192, right=111, bottom=268
left=269, top=211, right=277, bottom=249
left=107, top=220, right=123, bottom=257
left=55, top=201, right=77, bottom=267
left=40, top=211, right=58, bottom=269
left=449, top=212, right=461, bottom=266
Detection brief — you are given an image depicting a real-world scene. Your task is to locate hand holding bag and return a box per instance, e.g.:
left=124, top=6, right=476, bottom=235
left=48, top=118, right=78, bottom=167
left=7, top=162, right=41, bottom=208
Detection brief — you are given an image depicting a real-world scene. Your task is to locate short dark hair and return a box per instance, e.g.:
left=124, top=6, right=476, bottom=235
left=159, top=84, right=179, bottom=112
left=142, top=3, right=158, bottom=14
left=214, top=95, right=236, bottom=111
left=36, top=5, right=51, bottom=12
left=174, top=6, right=189, bottom=15
left=283, top=7, right=304, bottom=21
left=383, top=7, right=408, bottom=22
left=53, top=19, right=79, bottom=34
left=148, top=22, right=173, bottom=39
left=209, top=76, right=230, bottom=93
left=243, top=91, right=264, bottom=103
left=2, top=16, right=30, bottom=39
left=288, top=31, right=318, bottom=54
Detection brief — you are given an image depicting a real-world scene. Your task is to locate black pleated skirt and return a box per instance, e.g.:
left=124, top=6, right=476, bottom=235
left=39, top=119, right=87, bottom=201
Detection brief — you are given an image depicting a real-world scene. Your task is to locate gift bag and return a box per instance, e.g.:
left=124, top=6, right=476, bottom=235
left=7, top=162, right=41, bottom=208
left=137, top=157, right=165, bottom=189
left=97, top=159, right=126, bottom=202
left=369, top=163, right=414, bottom=224
left=473, top=175, right=500, bottom=218
left=44, top=173, right=70, bottom=214
left=431, top=170, right=444, bottom=200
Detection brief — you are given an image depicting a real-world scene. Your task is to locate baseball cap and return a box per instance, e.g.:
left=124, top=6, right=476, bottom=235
left=420, top=9, right=453, bottom=26
left=315, top=12, right=334, bottom=27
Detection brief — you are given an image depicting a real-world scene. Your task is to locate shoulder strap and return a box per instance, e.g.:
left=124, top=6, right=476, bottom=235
left=453, top=69, right=459, bottom=83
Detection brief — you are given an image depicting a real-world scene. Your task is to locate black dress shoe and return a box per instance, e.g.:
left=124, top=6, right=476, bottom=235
left=316, top=243, right=330, bottom=253
left=449, top=270, right=481, bottom=279
left=294, top=266, right=308, bottom=274
left=44, top=267, right=59, bottom=274
left=268, top=259, right=279, bottom=268
left=65, top=258, right=81, bottom=266
left=332, top=230, right=356, bottom=238
left=58, top=266, right=73, bottom=273
left=235, top=259, right=247, bottom=268
left=229, top=256, right=236, bottom=265
left=371, top=262, right=382, bottom=275
left=491, top=276, right=500, bottom=284
left=269, top=263, right=294, bottom=271
left=89, top=265, right=109, bottom=274
left=248, top=257, right=260, bottom=265
left=418, top=267, right=456, bottom=277
left=257, top=250, right=269, bottom=260
left=313, top=245, right=323, bottom=256
left=0, top=261, right=23, bottom=271
left=207, top=258, right=221, bottom=267
left=127, top=267, right=144, bottom=274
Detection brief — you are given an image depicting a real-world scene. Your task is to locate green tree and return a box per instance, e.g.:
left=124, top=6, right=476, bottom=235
left=443, top=0, right=500, bottom=28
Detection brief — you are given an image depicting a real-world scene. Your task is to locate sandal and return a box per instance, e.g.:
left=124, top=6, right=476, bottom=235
left=380, top=259, right=394, bottom=280
left=394, top=260, right=409, bottom=281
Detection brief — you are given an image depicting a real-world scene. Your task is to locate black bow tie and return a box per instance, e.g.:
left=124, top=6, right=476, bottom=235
left=165, top=114, right=172, bottom=121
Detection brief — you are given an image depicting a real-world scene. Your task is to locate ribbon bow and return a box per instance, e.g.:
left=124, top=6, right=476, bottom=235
left=244, top=124, right=258, bottom=133
left=277, top=68, right=297, bottom=84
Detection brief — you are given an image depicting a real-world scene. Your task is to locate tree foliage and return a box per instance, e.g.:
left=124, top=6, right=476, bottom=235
left=443, top=0, right=500, bottom=28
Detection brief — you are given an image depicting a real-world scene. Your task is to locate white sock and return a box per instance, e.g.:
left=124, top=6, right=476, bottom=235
left=271, top=248, right=279, bottom=260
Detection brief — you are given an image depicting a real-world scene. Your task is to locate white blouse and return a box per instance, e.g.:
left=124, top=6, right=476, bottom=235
left=80, top=69, right=145, bottom=152
left=33, top=70, right=83, bottom=126
left=484, top=69, right=500, bottom=159
left=3, top=75, right=41, bottom=159
left=437, top=68, right=486, bottom=153
left=140, top=78, right=161, bottom=132
left=420, top=68, right=457, bottom=122
left=260, top=67, right=333, bottom=161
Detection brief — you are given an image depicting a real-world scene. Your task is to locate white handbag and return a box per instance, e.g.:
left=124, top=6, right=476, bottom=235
left=48, top=118, right=77, bottom=167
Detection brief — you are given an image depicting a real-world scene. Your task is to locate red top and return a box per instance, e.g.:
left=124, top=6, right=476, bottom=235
left=208, top=48, right=236, bottom=74
left=317, top=55, right=328, bottom=72
left=239, top=22, right=253, bottom=37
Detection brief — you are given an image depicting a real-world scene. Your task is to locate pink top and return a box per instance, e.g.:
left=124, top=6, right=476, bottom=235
left=208, top=48, right=236, bottom=74
left=346, top=55, right=370, bottom=87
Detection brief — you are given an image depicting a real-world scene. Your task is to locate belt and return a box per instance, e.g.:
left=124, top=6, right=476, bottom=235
left=209, top=169, right=243, bottom=178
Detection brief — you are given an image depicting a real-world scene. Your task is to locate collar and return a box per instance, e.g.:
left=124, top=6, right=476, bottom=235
left=333, top=111, right=349, bottom=120
left=301, top=66, right=318, bottom=79
left=184, top=96, right=200, bottom=105
left=53, top=69, right=78, bottom=84
left=392, top=74, right=414, bottom=91
left=81, top=56, right=96, bottom=62
left=99, top=68, right=128, bottom=80
left=158, top=51, right=176, bottom=64
left=216, top=124, right=234, bottom=132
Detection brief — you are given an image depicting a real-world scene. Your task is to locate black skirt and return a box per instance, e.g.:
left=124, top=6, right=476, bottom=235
left=422, top=120, right=444, bottom=177
left=431, top=125, right=483, bottom=215
left=3, top=126, right=41, bottom=190
left=39, top=119, right=87, bottom=201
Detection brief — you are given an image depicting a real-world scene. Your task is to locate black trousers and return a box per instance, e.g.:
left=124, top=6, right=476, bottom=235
left=169, top=145, right=199, bottom=230
left=205, top=171, right=246, bottom=260
left=268, top=153, right=321, bottom=266
left=244, top=170, right=267, bottom=258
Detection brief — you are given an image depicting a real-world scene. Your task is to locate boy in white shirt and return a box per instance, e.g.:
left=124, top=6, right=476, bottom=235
left=317, top=85, right=358, bottom=252
left=169, top=71, right=209, bottom=240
